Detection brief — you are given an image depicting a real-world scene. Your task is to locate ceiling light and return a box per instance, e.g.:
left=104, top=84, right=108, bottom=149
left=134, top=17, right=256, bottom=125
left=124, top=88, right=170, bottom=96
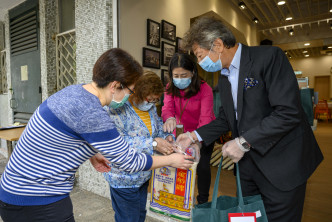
left=328, top=46, right=332, bottom=49
left=302, top=50, right=308, bottom=53
left=289, top=56, right=292, bottom=59
left=253, top=17, right=259, bottom=24
left=285, top=16, right=293, bottom=21
left=289, top=28, right=294, bottom=36
left=284, top=51, right=288, bottom=54
left=330, top=9, right=332, bottom=13
left=305, top=55, right=309, bottom=57
left=277, top=1, right=286, bottom=5
left=304, top=43, right=310, bottom=46
left=239, top=2, right=246, bottom=10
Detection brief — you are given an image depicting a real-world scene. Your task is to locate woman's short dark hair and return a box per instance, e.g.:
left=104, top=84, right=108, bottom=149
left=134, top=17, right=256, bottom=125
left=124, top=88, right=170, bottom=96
left=166, top=53, right=202, bottom=99
left=132, top=71, right=164, bottom=104
left=92, top=48, right=143, bottom=88
left=183, top=16, right=236, bottom=50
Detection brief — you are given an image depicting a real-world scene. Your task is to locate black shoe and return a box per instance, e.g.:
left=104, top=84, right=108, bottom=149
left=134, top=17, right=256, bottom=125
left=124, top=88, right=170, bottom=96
left=197, top=196, right=208, bottom=205
left=198, top=200, right=207, bottom=205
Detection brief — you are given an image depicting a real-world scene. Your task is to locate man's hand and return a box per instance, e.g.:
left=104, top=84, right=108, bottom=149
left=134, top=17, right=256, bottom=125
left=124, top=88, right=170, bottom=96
left=90, top=153, right=111, bottom=172
left=155, top=137, right=174, bottom=155
left=176, top=132, right=195, bottom=149
left=222, top=138, right=245, bottom=163
left=163, top=117, right=176, bottom=133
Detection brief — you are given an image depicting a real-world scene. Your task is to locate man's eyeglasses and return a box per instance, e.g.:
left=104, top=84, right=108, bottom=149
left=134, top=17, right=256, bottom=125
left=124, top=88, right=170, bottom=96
left=146, top=98, right=160, bottom=104
left=121, top=84, right=135, bottom=95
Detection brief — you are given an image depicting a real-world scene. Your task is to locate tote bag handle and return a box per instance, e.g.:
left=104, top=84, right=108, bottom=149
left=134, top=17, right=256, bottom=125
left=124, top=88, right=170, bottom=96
left=211, top=157, right=244, bottom=209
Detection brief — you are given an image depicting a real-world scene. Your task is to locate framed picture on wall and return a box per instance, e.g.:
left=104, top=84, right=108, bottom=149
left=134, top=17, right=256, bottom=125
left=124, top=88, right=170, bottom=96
left=161, top=41, right=175, bottom=66
left=147, top=19, right=160, bottom=48
left=176, top=37, right=188, bottom=54
left=161, top=20, right=176, bottom=41
left=142, top=47, right=160, bottom=69
left=161, top=69, right=170, bottom=86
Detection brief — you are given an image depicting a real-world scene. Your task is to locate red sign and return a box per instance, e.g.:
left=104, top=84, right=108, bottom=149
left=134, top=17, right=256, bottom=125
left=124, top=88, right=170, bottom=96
left=228, top=213, right=257, bottom=222
left=174, top=169, right=187, bottom=196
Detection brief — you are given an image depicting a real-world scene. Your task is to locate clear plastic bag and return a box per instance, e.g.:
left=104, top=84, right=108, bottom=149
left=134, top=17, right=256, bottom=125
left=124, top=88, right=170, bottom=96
left=171, top=141, right=201, bottom=162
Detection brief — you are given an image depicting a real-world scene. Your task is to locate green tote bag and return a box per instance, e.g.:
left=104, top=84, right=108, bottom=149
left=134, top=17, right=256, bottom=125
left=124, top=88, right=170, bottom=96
left=192, top=157, right=268, bottom=222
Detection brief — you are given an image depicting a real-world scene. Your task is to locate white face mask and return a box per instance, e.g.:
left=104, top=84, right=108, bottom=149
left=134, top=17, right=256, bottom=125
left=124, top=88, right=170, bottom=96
left=173, top=78, right=192, bottom=89
left=134, top=101, right=154, bottom=111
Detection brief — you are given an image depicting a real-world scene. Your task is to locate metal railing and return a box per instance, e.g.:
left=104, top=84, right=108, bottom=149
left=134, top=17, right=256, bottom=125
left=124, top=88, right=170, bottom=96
left=56, top=29, right=76, bottom=91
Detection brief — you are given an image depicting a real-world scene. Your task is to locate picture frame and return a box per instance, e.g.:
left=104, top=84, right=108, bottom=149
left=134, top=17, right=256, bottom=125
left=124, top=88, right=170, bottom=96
left=161, top=69, right=170, bottom=86
left=176, top=37, right=188, bottom=54
left=147, top=19, right=160, bottom=48
left=161, top=41, right=176, bottom=66
left=142, top=47, right=160, bottom=69
left=161, top=20, right=176, bottom=41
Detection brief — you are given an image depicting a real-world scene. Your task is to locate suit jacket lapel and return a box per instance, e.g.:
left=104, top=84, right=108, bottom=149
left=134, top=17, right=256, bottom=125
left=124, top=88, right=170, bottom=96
left=219, top=75, right=236, bottom=131
left=237, top=45, right=252, bottom=125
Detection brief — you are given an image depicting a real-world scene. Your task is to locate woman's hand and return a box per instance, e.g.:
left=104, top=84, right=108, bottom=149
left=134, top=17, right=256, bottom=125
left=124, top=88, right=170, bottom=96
left=166, top=135, right=174, bottom=143
left=155, top=137, right=173, bottom=155
left=169, top=153, right=194, bottom=170
left=163, top=117, right=176, bottom=133
left=90, top=153, right=111, bottom=172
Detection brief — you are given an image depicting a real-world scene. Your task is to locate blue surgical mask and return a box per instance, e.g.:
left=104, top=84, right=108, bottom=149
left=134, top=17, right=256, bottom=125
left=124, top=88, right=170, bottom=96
left=134, top=101, right=154, bottom=111
left=199, top=45, right=222, bottom=72
left=173, top=78, right=191, bottom=90
left=109, top=91, right=130, bottom=109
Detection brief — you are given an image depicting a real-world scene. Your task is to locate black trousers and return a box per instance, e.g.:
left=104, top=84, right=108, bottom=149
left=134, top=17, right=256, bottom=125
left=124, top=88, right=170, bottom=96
left=196, top=142, right=214, bottom=204
left=239, top=154, right=306, bottom=222
left=0, top=196, right=75, bottom=222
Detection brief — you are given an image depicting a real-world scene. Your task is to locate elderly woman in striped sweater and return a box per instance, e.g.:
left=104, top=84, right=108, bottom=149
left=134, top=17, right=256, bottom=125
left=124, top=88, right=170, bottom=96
left=0, top=48, right=193, bottom=222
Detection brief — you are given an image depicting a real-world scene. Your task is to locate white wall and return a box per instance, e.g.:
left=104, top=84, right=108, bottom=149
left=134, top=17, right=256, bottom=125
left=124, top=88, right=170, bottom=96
left=119, top=0, right=259, bottom=76
left=0, top=94, right=9, bottom=155
left=0, top=13, right=13, bottom=157
left=290, top=56, right=332, bottom=98
left=0, top=95, right=9, bottom=126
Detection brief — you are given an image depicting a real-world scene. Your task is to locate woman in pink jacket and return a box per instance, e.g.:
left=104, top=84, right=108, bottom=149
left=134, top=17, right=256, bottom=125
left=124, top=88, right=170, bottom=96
left=162, top=53, right=216, bottom=204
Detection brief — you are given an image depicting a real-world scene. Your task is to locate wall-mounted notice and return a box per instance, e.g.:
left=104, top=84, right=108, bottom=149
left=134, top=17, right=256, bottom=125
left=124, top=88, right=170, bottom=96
left=21, top=65, right=28, bottom=81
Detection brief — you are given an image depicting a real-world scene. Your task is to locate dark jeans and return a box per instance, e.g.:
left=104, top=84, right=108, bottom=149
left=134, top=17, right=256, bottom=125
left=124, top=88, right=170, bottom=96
left=110, top=180, right=149, bottom=222
left=196, top=142, right=214, bottom=204
left=0, top=196, right=74, bottom=222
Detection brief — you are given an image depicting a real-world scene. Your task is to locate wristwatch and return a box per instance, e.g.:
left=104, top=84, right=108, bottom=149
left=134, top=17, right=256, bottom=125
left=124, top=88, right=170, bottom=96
left=238, top=136, right=251, bottom=152
left=152, top=139, right=158, bottom=149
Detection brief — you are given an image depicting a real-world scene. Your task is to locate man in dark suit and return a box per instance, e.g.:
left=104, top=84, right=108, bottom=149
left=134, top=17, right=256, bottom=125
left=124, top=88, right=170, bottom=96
left=176, top=17, right=323, bottom=222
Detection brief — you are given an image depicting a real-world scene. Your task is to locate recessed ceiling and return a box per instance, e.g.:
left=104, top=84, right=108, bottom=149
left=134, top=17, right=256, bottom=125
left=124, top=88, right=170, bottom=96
left=231, top=0, right=332, bottom=59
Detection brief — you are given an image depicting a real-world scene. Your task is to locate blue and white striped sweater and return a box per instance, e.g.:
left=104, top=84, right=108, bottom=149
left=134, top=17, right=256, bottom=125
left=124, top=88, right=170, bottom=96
left=0, top=84, right=152, bottom=206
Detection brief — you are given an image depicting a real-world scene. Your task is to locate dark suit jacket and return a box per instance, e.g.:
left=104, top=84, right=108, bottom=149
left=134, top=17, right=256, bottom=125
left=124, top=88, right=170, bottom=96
left=196, top=45, right=323, bottom=191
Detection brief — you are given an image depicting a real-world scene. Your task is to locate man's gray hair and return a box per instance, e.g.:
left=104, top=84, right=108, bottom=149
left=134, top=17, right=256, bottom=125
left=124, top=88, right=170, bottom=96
left=183, top=17, right=236, bottom=50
